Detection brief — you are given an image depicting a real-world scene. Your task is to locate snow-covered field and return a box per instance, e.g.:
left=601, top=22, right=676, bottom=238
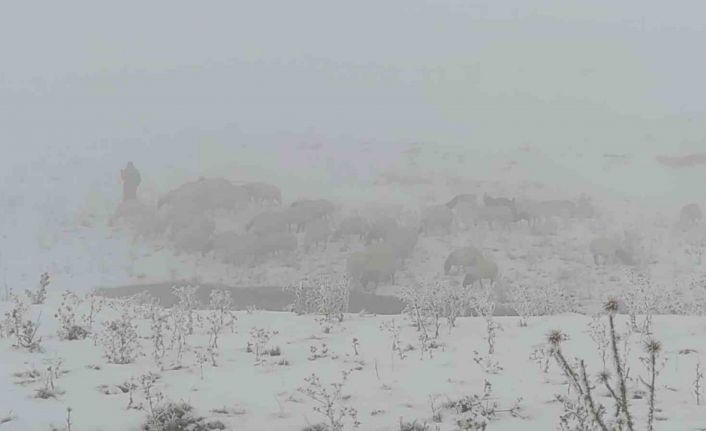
left=2, top=139, right=706, bottom=431
left=3, top=304, right=706, bottom=431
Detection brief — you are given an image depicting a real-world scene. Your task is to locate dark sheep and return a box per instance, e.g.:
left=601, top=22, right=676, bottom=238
left=446, top=193, right=478, bottom=209
left=346, top=244, right=398, bottom=291
left=419, top=204, right=454, bottom=235
left=333, top=215, right=369, bottom=241
left=444, top=246, right=483, bottom=275
left=243, top=182, right=282, bottom=206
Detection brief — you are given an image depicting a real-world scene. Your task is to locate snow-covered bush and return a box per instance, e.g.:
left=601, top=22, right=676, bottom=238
left=587, top=314, right=610, bottom=369
left=25, top=272, right=50, bottom=305
left=400, top=279, right=475, bottom=342
left=247, top=327, right=278, bottom=364
left=622, top=270, right=656, bottom=334
left=35, top=358, right=65, bottom=399
left=399, top=420, right=430, bottom=431
left=205, top=289, right=236, bottom=350
left=3, top=296, right=42, bottom=351
left=287, top=274, right=351, bottom=322
left=545, top=299, right=656, bottom=431
left=139, top=372, right=223, bottom=430
left=470, top=287, right=501, bottom=355
left=447, top=381, right=522, bottom=430
left=81, top=292, right=103, bottom=334
left=172, top=285, right=200, bottom=335
left=101, top=308, right=140, bottom=364
left=162, top=288, right=200, bottom=367
left=55, top=291, right=88, bottom=340
left=508, top=281, right=578, bottom=326
left=142, top=402, right=221, bottom=431
left=380, top=319, right=407, bottom=361
left=298, top=370, right=360, bottom=431
left=149, top=305, right=169, bottom=367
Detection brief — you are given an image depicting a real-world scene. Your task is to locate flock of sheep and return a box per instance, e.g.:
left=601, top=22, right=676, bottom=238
left=112, top=175, right=705, bottom=292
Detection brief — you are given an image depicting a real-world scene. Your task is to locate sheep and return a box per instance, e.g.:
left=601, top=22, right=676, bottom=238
left=333, top=215, right=369, bottom=241
left=483, top=193, right=516, bottom=213
left=444, top=246, right=483, bottom=275
left=304, top=219, right=332, bottom=251
left=243, top=182, right=282, bottom=206
left=171, top=214, right=216, bottom=254
left=283, top=199, right=335, bottom=232
left=462, top=257, right=499, bottom=288
left=158, top=177, right=250, bottom=214
left=346, top=244, right=398, bottom=291
left=246, top=211, right=288, bottom=236
left=446, top=193, right=478, bottom=209
left=208, top=231, right=255, bottom=264
left=383, top=225, right=418, bottom=261
left=419, top=204, right=454, bottom=235
left=474, top=205, right=515, bottom=230
left=589, top=237, right=636, bottom=266
left=679, top=203, right=703, bottom=229
left=365, top=217, right=399, bottom=244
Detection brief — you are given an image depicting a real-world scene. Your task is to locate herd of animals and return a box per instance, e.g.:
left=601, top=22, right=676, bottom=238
left=112, top=176, right=705, bottom=292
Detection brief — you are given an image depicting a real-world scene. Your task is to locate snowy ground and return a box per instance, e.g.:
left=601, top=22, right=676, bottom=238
left=2, top=294, right=706, bottom=431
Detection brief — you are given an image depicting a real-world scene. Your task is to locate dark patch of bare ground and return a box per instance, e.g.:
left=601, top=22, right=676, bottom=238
left=94, top=282, right=519, bottom=316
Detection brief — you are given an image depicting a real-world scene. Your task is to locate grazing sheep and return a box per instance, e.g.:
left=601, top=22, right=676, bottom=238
left=539, top=200, right=576, bottom=219
left=208, top=231, right=296, bottom=265
left=575, top=194, right=596, bottom=218
left=246, top=211, right=288, bottom=236
left=679, top=203, right=703, bottom=229
left=346, top=244, right=398, bottom=290
left=444, top=246, right=483, bottom=275
left=452, top=201, right=478, bottom=230
left=243, top=182, right=282, bottom=206
left=365, top=217, right=399, bottom=244
left=256, top=231, right=298, bottom=258
left=290, top=199, right=335, bottom=217
left=333, top=215, right=369, bottom=241
left=474, top=205, right=515, bottom=230
left=158, top=177, right=250, bottom=214
left=304, top=219, right=332, bottom=251
left=171, top=214, right=216, bottom=254
left=284, top=199, right=335, bottom=232
left=462, top=257, right=499, bottom=288
left=208, top=231, right=256, bottom=264
left=520, top=199, right=577, bottom=226
left=111, top=201, right=166, bottom=240
left=446, top=193, right=478, bottom=209
left=419, top=204, right=454, bottom=235
left=589, top=237, right=635, bottom=266
left=383, top=225, right=418, bottom=261
left=483, top=193, right=516, bottom=213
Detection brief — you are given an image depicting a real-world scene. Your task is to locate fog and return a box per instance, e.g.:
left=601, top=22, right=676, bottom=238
left=2, top=0, right=705, bottom=237
left=4, top=3, right=706, bottom=430
left=4, top=0, right=706, bottom=150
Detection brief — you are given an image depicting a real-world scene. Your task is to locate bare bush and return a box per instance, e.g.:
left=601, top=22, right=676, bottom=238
left=101, top=308, right=140, bottom=364
left=206, top=289, right=237, bottom=350
left=298, top=370, right=360, bottom=431
left=545, top=299, right=662, bottom=431
left=25, top=272, right=50, bottom=305
left=55, top=291, right=89, bottom=340
left=287, top=274, right=351, bottom=322
left=3, top=296, right=42, bottom=351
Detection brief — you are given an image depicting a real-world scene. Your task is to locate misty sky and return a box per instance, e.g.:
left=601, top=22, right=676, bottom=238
left=2, top=0, right=706, bottom=154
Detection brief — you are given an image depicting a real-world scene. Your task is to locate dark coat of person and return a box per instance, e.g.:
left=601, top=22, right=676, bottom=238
left=121, top=162, right=141, bottom=201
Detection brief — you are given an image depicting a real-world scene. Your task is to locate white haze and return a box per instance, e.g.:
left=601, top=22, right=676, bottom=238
left=2, top=0, right=706, bottom=201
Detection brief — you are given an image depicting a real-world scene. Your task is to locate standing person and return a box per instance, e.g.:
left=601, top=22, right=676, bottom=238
left=121, top=161, right=141, bottom=201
